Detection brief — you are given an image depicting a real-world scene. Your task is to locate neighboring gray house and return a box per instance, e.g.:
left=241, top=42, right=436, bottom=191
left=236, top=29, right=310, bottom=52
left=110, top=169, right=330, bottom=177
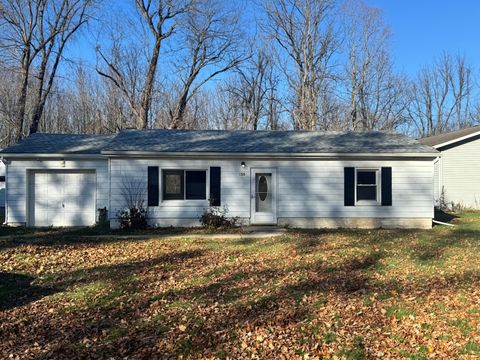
left=420, top=125, right=480, bottom=209
left=0, top=130, right=438, bottom=229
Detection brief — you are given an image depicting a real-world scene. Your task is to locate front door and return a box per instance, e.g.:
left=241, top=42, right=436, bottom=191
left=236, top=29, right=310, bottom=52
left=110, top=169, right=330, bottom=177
left=250, top=168, right=277, bottom=225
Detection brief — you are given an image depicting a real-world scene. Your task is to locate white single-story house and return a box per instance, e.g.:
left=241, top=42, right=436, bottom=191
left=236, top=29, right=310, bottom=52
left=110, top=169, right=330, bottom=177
left=0, top=129, right=439, bottom=229
left=420, top=125, right=480, bottom=209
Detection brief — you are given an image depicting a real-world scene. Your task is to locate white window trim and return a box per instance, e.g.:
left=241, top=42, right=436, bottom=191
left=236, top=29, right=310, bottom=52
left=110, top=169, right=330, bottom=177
left=355, top=168, right=381, bottom=206
left=161, top=168, right=209, bottom=203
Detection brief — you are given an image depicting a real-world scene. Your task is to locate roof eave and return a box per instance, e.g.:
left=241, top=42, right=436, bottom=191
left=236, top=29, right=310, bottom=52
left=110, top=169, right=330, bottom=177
left=101, top=150, right=439, bottom=159
left=430, top=130, right=480, bottom=149
left=0, top=151, right=440, bottom=160
left=0, top=153, right=105, bottom=159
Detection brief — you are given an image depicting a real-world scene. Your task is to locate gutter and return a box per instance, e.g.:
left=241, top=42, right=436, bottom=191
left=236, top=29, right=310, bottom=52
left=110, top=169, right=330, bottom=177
left=100, top=151, right=440, bottom=159
left=0, top=153, right=106, bottom=159
left=0, top=151, right=440, bottom=161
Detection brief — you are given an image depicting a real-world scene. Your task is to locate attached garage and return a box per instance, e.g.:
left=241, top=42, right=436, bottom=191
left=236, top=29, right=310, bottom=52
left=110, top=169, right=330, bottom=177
left=28, top=170, right=97, bottom=227
left=0, top=133, right=112, bottom=227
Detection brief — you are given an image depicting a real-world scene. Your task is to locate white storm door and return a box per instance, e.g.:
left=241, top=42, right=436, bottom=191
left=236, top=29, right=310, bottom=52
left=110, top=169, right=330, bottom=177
left=250, top=168, right=277, bottom=225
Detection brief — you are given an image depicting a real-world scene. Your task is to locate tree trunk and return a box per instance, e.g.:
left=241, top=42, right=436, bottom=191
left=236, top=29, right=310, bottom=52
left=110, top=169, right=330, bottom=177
left=170, top=91, right=189, bottom=129
left=139, top=36, right=162, bottom=129
left=16, top=49, right=31, bottom=141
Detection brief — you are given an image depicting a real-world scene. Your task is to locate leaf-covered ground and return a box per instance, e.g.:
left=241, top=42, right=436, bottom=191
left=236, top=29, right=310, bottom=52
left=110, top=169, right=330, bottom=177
left=1, top=212, right=480, bottom=359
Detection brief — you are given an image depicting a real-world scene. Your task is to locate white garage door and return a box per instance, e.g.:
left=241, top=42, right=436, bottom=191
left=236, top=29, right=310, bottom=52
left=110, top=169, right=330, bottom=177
left=28, top=171, right=96, bottom=227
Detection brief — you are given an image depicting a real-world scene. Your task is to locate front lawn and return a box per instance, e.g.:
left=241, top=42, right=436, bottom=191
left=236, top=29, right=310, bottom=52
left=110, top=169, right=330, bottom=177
left=1, top=213, right=480, bottom=358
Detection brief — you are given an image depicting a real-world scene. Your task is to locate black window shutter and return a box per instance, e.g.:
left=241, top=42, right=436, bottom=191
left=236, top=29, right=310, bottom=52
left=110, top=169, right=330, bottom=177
left=147, top=167, right=159, bottom=206
left=209, top=167, right=221, bottom=206
left=344, top=167, right=355, bottom=206
left=381, top=167, right=392, bottom=206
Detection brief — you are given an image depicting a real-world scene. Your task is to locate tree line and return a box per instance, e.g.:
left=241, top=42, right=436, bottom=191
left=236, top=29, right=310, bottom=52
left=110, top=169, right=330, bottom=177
left=0, top=0, right=478, bottom=147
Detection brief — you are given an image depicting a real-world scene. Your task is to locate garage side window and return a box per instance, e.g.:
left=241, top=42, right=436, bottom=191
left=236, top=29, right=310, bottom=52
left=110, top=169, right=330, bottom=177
left=162, top=170, right=207, bottom=200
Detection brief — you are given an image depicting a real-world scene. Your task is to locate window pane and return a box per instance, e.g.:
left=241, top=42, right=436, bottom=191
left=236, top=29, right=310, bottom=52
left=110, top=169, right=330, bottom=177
left=258, top=175, right=268, bottom=201
left=163, top=170, right=184, bottom=200
left=357, top=171, right=376, bottom=185
left=357, top=185, right=377, bottom=201
left=186, top=171, right=206, bottom=199
left=255, top=174, right=272, bottom=212
left=166, top=174, right=182, bottom=194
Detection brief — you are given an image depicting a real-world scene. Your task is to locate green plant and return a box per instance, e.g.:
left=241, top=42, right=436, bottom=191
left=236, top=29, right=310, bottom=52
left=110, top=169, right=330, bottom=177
left=199, top=206, right=238, bottom=229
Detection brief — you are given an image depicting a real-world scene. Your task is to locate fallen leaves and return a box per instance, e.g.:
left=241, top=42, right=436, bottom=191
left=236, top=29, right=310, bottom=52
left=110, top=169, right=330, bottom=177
left=1, top=214, right=480, bottom=358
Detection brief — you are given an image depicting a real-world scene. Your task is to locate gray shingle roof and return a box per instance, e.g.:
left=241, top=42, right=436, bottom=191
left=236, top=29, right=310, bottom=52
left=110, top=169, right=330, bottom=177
left=103, top=129, right=437, bottom=154
left=0, top=133, right=115, bottom=154
left=419, top=125, right=480, bottom=147
left=0, top=130, right=438, bottom=155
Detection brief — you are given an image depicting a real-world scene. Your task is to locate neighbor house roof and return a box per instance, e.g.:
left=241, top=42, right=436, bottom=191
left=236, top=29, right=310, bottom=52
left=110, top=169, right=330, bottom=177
left=0, top=133, right=115, bottom=154
left=0, top=129, right=439, bottom=157
left=419, top=125, right=480, bottom=149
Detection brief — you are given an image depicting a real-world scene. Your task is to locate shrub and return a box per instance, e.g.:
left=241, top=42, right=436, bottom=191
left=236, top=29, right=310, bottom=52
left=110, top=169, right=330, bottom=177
left=97, top=207, right=109, bottom=226
left=199, top=206, right=238, bottom=229
left=118, top=206, right=148, bottom=231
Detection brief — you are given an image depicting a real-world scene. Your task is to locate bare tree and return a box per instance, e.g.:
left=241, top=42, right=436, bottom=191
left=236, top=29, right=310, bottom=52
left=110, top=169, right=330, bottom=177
left=208, top=81, right=244, bottom=130
left=97, top=0, right=191, bottom=129
left=342, top=0, right=408, bottom=131
left=408, top=53, right=476, bottom=137
left=224, top=50, right=270, bottom=129
left=168, top=0, right=247, bottom=129
left=263, top=0, right=337, bottom=130
left=0, top=0, right=93, bottom=140
left=120, top=175, right=147, bottom=209
left=264, top=60, right=283, bottom=130
left=0, top=68, right=19, bottom=146
left=68, top=62, right=102, bottom=134
left=200, top=45, right=284, bottom=131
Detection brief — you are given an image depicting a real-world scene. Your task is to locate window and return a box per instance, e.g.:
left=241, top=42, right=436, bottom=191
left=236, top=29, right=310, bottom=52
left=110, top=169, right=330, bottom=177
left=185, top=171, right=206, bottom=199
left=356, top=169, right=379, bottom=203
left=163, top=170, right=184, bottom=200
left=162, top=170, right=207, bottom=200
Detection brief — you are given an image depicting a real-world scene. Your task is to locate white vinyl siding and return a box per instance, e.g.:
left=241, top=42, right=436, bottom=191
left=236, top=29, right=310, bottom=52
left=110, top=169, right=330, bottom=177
left=5, top=159, right=108, bottom=225
left=439, top=137, right=480, bottom=208
left=433, top=158, right=440, bottom=206
left=110, top=158, right=434, bottom=226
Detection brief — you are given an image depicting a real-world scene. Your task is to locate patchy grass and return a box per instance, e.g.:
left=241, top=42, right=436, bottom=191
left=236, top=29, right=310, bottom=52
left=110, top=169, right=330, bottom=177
left=0, top=223, right=247, bottom=241
left=1, top=212, right=480, bottom=358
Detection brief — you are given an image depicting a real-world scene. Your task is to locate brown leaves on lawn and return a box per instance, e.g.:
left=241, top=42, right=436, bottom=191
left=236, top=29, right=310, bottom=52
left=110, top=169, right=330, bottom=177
left=1, top=216, right=480, bottom=358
